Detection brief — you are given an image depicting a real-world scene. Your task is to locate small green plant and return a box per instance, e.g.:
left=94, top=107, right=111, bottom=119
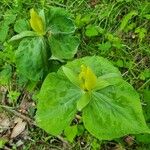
left=9, top=7, right=79, bottom=82
left=36, top=56, right=150, bottom=140
left=7, top=90, right=20, bottom=104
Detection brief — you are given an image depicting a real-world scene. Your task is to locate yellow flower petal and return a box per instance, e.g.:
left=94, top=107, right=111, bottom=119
left=79, top=65, right=97, bottom=91
left=29, top=8, right=45, bottom=35
left=85, top=66, right=97, bottom=91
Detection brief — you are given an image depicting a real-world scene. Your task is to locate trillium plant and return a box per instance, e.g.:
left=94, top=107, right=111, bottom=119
left=9, top=6, right=149, bottom=141
left=10, top=7, right=79, bottom=81
left=36, top=56, right=150, bottom=140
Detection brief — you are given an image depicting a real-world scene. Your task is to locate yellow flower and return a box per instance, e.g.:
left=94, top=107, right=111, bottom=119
left=29, top=8, right=45, bottom=35
left=79, top=65, right=97, bottom=91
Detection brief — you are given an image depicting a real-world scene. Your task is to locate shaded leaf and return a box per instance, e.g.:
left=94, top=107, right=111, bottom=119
left=15, top=37, right=48, bottom=81
left=0, top=24, right=9, bottom=42
left=46, top=7, right=75, bottom=34
left=14, top=19, right=30, bottom=33
left=9, top=31, right=38, bottom=42
left=48, top=34, right=79, bottom=60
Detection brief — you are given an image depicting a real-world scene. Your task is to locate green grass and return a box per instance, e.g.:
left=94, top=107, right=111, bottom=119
left=0, top=0, right=150, bottom=149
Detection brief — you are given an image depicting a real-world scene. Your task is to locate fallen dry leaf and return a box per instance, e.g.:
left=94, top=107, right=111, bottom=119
left=0, top=112, right=10, bottom=133
left=10, top=118, right=27, bottom=138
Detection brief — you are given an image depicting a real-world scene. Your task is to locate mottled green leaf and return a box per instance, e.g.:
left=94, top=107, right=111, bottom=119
left=46, top=7, right=75, bottom=34
left=48, top=34, right=79, bottom=60
left=62, top=66, right=80, bottom=87
left=0, top=24, right=9, bottom=42
left=14, top=19, right=30, bottom=33
left=83, top=80, right=150, bottom=140
left=9, top=31, right=38, bottom=42
left=15, top=37, right=48, bottom=81
left=36, top=73, right=81, bottom=135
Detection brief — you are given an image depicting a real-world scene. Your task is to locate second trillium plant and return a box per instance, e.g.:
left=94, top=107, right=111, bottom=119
left=10, top=7, right=79, bottom=81
left=36, top=56, right=150, bottom=140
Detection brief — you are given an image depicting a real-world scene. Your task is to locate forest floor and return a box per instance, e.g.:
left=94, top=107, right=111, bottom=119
left=0, top=0, right=150, bottom=149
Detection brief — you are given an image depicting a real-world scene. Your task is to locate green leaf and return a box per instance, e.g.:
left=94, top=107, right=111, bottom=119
left=0, top=24, right=9, bottom=42
left=39, top=9, right=46, bottom=30
left=135, top=27, right=147, bottom=42
left=15, top=37, right=48, bottom=81
left=36, top=73, right=81, bottom=135
left=98, top=41, right=112, bottom=53
left=143, top=90, right=150, bottom=121
left=94, top=77, right=111, bottom=91
left=62, top=66, right=80, bottom=87
left=46, top=7, right=75, bottom=34
left=77, top=92, right=91, bottom=111
left=144, top=14, right=150, bottom=20
left=139, top=69, right=150, bottom=80
left=135, top=133, right=150, bottom=144
left=14, top=19, right=30, bottom=33
left=75, top=14, right=91, bottom=28
left=3, top=11, right=17, bottom=25
left=119, top=10, right=138, bottom=31
left=64, top=125, right=78, bottom=142
left=0, top=11, right=16, bottom=42
left=85, top=25, right=99, bottom=37
left=9, top=31, right=38, bottom=42
left=82, top=80, right=150, bottom=140
left=0, top=138, right=7, bottom=149
left=0, top=64, right=12, bottom=85
left=48, top=34, right=79, bottom=60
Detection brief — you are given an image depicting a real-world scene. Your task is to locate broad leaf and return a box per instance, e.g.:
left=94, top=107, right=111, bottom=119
left=83, top=81, right=150, bottom=140
left=48, top=34, right=79, bottom=60
left=15, top=37, right=48, bottom=81
left=94, top=77, right=111, bottom=91
left=36, top=73, right=81, bottom=135
left=77, top=92, right=91, bottom=111
left=9, top=31, right=38, bottom=42
left=64, top=125, right=78, bottom=142
left=62, top=66, right=80, bottom=87
left=14, top=19, right=30, bottom=33
left=46, top=7, right=75, bottom=34
left=0, top=12, right=17, bottom=42
left=0, top=24, right=9, bottom=42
